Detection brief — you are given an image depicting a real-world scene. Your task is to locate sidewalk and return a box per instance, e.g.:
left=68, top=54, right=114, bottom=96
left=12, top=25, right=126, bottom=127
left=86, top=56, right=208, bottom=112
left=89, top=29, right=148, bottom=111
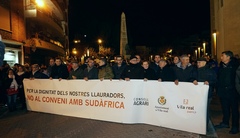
left=209, top=93, right=240, bottom=138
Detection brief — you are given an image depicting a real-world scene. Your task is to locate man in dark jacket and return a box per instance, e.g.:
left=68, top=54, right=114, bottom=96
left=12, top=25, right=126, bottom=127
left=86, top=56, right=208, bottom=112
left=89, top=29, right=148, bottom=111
left=193, top=57, right=217, bottom=131
left=150, top=54, right=161, bottom=74
left=112, top=55, right=126, bottom=79
left=142, top=60, right=156, bottom=80
left=83, top=58, right=98, bottom=80
left=157, top=59, right=176, bottom=82
left=172, top=54, right=197, bottom=85
left=121, top=55, right=144, bottom=81
left=30, top=64, right=48, bottom=79
left=50, top=57, right=69, bottom=81
left=214, top=51, right=239, bottom=134
left=68, top=61, right=84, bottom=79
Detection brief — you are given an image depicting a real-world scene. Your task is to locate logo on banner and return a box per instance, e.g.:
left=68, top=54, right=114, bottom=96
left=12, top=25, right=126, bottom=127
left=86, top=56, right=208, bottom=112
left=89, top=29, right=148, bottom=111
left=183, top=99, right=188, bottom=104
left=158, top=96, right=166, bottom=105
left=155, top=96, right=169, bottom=113
left=177, top=99, right=196, bottom=114
left=133, top=98, right=149, bottom=106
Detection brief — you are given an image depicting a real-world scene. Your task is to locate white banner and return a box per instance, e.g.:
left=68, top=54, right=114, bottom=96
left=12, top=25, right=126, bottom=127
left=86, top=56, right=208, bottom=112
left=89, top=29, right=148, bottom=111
left=23, top=79, right=209, bottom=134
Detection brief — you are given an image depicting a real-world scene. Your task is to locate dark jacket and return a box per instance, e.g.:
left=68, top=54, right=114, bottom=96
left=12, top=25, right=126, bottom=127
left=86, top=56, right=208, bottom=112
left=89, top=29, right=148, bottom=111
left=30, top=70, right=49, bottom=79
left=217, top=60, right=239, bottom=97
left=172, top=62, right=197, bottom=82
left=236, top=65, right=240, bottom=94
left=157, top=65, right=176, bottom=81
left=68, top=67, right=84, bottom=79
left=15, top=72, right=30, bottom=88
left=121, top=63, right=144, bottom=79
left=197, top=65, right=217, bottom=98
left=112, top=63, right=126, bottom=79
left=149, top=62, right=160, bottom=74
left=50, top=64, right=69, bottom=79
left=144, top=67, right=157, bottom=80
left=83, top=66, right=98, bottom=79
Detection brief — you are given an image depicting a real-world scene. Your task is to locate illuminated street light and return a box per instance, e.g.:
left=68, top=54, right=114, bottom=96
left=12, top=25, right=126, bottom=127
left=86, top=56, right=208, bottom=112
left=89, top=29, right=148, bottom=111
left=98, top=39, right=103, bottom=54
left=74, top=40, right=80, bottom=43
left=213, top=31, right=217, bottom=57
left=198, top=47, right=201, bottom=58
left=98, top=39, right=102, bottom=44
left=203, top=42, right=206, bottom=56
left=35, top=0, right=44, bottom=7
left=72, top=48, right=77, bottom=55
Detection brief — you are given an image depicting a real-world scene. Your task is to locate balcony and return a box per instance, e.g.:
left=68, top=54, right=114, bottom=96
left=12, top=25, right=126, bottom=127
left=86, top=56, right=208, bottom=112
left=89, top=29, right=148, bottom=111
left=26, top=10, right=63, bottom=37
left=25, top=38, right=65, bottom=55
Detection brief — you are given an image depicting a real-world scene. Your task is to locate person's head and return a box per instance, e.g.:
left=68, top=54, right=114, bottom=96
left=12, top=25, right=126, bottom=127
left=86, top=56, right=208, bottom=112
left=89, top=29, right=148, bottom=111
left=154, top=54, right=161, bottom=63
left=129, top=55, right=138, bottom=65
left=49, top=58, right=55, bottom=66
left=71, top=61, right=79, bottom=70
left=18, top=65, right=26, bottom=72
left=31, top=64, right=39, bottom=72
left=88, top=58, right=95, bottom=68
left=135, top=54, right=141, bottom=63
left=142, top=60, right=150, bottom=69
left=98, top=58, right=107, bottom=67
left=115, top=55, right=123, bottom=65
left=173, top=56, right=180, bottom=64
left=221, top=51, right=233, bottom=64
left=159, top=59, right=167, bottom=68
left=180, top=54, right=190, bottom=66
left=7, top=69, right=14, bottom=75
left=197, top=57, right=207, bottom=68
left=55, top=57, right=62, bottom=66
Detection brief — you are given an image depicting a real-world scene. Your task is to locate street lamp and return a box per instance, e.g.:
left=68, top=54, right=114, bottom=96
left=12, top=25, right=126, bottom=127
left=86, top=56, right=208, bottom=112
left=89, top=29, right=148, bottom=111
left=35, top=0, right=44, bottom=7
left=203, top=42, right=206, bottom=56
left=72, top=48, right=77, bottom=55
left=213, top=31, right=217, bottom=57
left=98, top=39, right=102, bottom=53
left=198, top=47, right=201, bottom=58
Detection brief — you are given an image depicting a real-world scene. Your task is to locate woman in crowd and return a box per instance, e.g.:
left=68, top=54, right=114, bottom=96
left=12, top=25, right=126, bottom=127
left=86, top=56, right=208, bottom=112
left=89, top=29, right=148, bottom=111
left=3, top=69, right=18, bottom=111
left=15, top=65, right=30, bottom=109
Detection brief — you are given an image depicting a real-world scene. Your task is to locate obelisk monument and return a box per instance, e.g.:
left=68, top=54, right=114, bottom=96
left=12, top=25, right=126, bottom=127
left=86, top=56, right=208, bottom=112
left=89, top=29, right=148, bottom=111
left=120, top=12, right=129, bottom=59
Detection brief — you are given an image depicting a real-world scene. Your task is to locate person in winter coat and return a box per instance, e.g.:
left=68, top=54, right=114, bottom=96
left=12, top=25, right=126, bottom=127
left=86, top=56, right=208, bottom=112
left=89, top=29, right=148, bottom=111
left=214, top=51, right=239, bottom=134
left=193, top=57, right=217, bottom=131
left=50, top=57, right=69, bottom=81
left=98, top=58, right=114, bottom=81
left=142, top=60, right=156, bottom=80
left=172, top=54, right=197, bottom=85
left=112, top=55, right=126, bottom=79
left=121, top=55, right=144, bottom=81
left=157, top=59, right=176, bottom=82
left=3, top=69, right=18, bottom=111
left=68, top=61, right=84, bottom=79
left=15, top=65, right=30, bottom=109
left=83, top=58, right=98, bottom=80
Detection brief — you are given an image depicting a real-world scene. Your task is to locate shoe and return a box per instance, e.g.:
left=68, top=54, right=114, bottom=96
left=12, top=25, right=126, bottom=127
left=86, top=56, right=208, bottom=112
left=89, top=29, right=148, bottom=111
left=214, top=123, right=230, bottom=129
left=229, top=128, right=239, bottom=134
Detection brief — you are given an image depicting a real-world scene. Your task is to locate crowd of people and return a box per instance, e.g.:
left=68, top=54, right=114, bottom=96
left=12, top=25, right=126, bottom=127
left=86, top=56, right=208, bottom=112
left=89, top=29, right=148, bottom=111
left=0, top=50, right=240, bottom=134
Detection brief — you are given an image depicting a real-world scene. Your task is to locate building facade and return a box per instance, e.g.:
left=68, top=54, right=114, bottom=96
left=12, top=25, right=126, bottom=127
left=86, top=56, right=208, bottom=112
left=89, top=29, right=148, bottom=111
left=0, top=0, right=69, bottom=67
left=210, top=0, right=240, bottom=60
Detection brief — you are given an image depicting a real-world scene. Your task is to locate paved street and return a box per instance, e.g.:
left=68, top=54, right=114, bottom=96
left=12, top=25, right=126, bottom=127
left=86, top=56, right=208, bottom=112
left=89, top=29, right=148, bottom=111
left=0, top=93, right=239, bottom=138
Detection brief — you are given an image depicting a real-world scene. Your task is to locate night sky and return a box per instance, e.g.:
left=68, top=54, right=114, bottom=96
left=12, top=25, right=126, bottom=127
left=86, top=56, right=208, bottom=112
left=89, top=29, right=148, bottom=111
left=68, top=0, right=210, bottom=55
